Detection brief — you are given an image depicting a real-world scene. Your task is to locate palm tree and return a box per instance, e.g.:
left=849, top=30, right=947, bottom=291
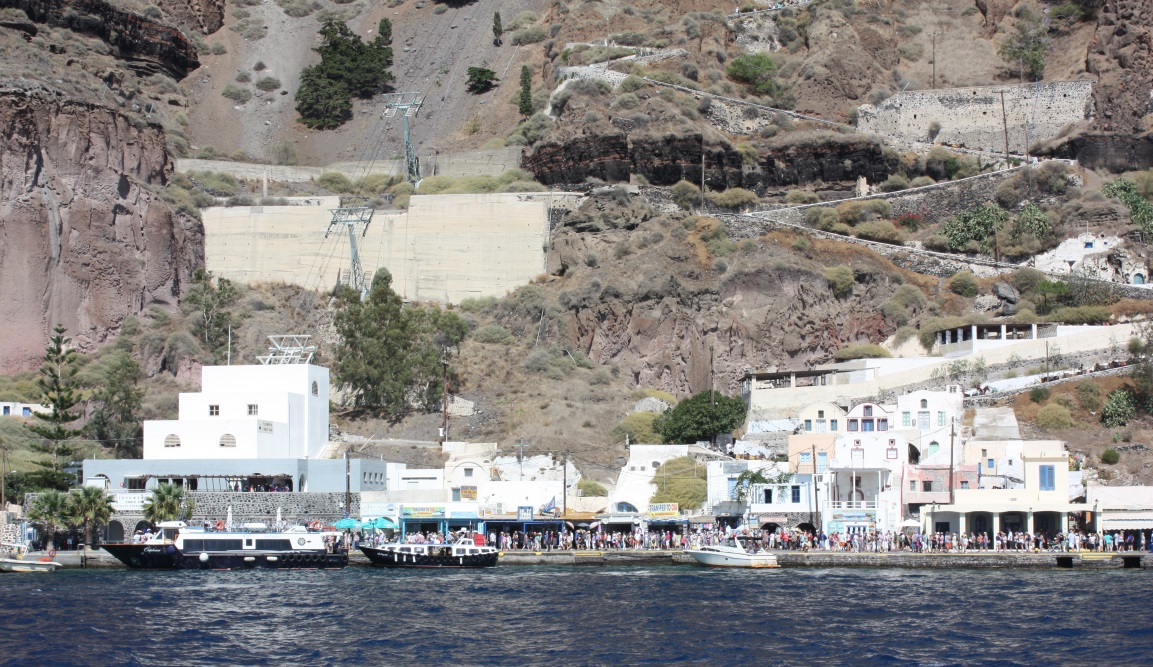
left=28, top=489, right=70, bottom=550
left=67, top=486, right=115, bottom=549
left=143, top=483, right=194, bottom=524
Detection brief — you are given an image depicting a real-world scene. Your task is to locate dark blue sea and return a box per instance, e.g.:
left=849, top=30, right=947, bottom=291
left=1, top=566, right=1150, bottom=666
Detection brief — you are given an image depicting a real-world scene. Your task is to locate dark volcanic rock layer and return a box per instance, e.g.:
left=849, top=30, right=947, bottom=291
left=524, top=132, right=892, bottom=190
left=0, top=0, right=201, bottom=78
left=0, top=87, right=203, bottom=373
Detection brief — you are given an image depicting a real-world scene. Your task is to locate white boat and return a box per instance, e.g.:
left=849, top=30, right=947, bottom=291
left=687, top=536, right=780, bottom=568
left=0, top=544, right=61, bottom=573
left=103, top=521, right=348, bottom=570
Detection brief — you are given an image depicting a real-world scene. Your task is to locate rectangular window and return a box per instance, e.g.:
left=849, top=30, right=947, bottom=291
left=817, top=452, right=828, bottom=473
left=791, top=486, right=801, bottom=503
left=209, top=405, right=220, bottom=416
left=987, top=458, right=995, bottom=469
left=817, top=410, right=825, bottom=419
left=960, top=481, right=970, bottom=489
left=863, top=406, right=873, bottom=417
left=861, top=419, right=874, bottom=432
left=922, top=481, right=933, bottom=492
left=247, top=404, right=258, bottom=416
left=848, top=419, right=859, bottom=431
left=763, top=489, right=773, bottom=504
left=728, top=478, right=739, bottom=500
left=937, top=411, right=946, bottom=427
left=464, top=468, right=474, bottom=477
left=886, top=448, right=898, bottom=459
left=804, top=419, right=812, bottom=432
left=830, top=419, right=838, bottom=431
left=909, top=480, right=916, bottom=492
left=1039, top=464, right=1055, bottom=491
left=902, top=412, right=911, bottom=427
left=800, top=452, right=812, bottom=464
left=878, top=419, right=888, bottom=431
left=981, top=448, right=988, bottom=457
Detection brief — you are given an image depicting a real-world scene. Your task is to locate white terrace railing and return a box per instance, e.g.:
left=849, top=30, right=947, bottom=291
left=826, top=501, right=878, bottom=510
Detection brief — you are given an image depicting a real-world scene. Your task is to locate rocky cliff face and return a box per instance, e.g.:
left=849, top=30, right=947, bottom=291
left=523, top=132, right=892, bottom=190
left=1, top=0, right=201, bottom=78
left=1086, top=0, right=1153, bottom=135
left=540, top=194, right=898, bottom=396
left=0, top=87, right=203, bottom=373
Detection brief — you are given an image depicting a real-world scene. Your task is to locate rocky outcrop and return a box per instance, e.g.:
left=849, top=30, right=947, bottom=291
left=1086, top=0, right=1153, bottom=135
left=0, top=87, right=203, bottom=373
left=1051, top=133, right=1153, bottom=172
left=155, top=0, right=225, bottom=35
left=524, top=132, right=893, bottom=189
left=0, top=0, right=200, bottom=78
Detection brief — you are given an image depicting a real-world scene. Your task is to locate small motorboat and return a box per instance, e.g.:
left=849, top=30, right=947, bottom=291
left=360, top=535, right=499, bottom=568
left=0, top=544, right=61, bottom=573
left=686, top=535, right=780, bottom=568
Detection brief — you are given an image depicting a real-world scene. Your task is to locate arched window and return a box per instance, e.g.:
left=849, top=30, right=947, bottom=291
left=615, top=502, right=639, bottom=513
left=927, top=441, right=940, bottom=457
left=163, top=434, right=181, bottom=448
left=920, top=399, right=928, bottom=409
left=651, top=461, right=661, bottom=469
left=220, top=434, right=237, bottom=447
left=312, top=381, right=319, bottom=396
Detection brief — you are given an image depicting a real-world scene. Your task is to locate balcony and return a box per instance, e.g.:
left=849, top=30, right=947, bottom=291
left=826, top=500, right=877, bottom=510
left=905, top=491, right=952, bottom=505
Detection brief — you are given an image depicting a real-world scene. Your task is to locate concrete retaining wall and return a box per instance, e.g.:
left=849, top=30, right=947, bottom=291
left=204, top=192, right=583, bottom=304
left=857, top=81, right=1094, bottom=153
left=177, top=146, right=524, bottom=183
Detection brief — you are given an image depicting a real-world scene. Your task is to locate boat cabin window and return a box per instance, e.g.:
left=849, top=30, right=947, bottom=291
left=255, top=539, right=293, bottom=551
left=162, top=528, right=179, bottom=541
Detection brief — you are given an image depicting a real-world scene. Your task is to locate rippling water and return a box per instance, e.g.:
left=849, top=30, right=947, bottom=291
left=1, top=566, right=1150, bottom=666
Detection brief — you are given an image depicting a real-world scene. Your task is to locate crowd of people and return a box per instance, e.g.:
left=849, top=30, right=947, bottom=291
left=362, top=525, right=1152, bottom=554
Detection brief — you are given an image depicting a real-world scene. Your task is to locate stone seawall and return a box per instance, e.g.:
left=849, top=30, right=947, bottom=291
left=857, top=81, right=1094, bottom=153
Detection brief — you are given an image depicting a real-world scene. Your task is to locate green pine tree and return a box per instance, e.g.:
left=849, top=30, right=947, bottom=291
left=25, top=326, right=83, bottom=474
left=493, top=12, right=502, bottom=43
left=85, top=350, right=143, bottom=458
left=518, top=65, right=533, bottom=117
left=332, top=269, right=468, bottom=417
left=296, top=19, right=395, bottom=129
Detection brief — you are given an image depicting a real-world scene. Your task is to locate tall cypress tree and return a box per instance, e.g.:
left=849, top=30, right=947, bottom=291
left=26, top=325, right=83, bottom=474
left=518, top=65, right=533, bottom=117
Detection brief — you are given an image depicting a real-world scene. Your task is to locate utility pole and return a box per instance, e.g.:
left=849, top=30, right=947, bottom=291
left=999, top=90, right=1010, bottom=165
left=517, top=437, right=526, bottom=480
left=344, top=449, right=351, bottom=518
left=949, top=417, right=956, bottom=506
left=441, top=347, right=449, bottom=443
left=931, top=34, right=936, bottom=89
left=562, top=451, right=569, bottom=518
left=699, top=147, right=706, bottom=214
left=811, top=443, right=820, bottom=532
left=0, top=436, right=7, bottom=509
left=710, top=345, right=715, bottom=405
